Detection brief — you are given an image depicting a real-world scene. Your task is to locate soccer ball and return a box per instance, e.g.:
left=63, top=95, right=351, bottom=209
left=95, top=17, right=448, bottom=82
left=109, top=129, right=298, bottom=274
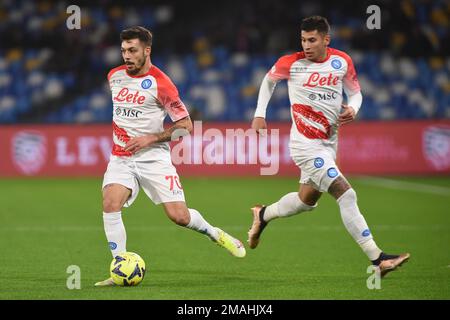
left=110, top=252, right=146, bottom=286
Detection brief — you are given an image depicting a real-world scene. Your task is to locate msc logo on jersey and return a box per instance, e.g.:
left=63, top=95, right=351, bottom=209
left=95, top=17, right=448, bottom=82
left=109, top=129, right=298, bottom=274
left=141, top=79, right=152, bottom=89
left=12, top=131, right=47, bottom=175
left=115, top=107, right=143, bottom=118
left=308, top=92, right=338, bottom=101
left=331, top=59, right=342, bottom=69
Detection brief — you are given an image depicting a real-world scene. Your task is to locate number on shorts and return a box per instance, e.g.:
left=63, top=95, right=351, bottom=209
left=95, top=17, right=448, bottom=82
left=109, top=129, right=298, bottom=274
left=165, top=175, right=183, bottom=191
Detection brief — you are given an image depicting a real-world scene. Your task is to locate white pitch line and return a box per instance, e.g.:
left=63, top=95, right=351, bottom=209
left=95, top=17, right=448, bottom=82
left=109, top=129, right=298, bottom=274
left=356, top=176, right=450, bottom=196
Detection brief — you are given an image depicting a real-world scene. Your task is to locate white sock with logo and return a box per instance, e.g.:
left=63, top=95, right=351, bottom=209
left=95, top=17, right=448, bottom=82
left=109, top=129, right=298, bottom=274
left=337, top=189, right=382, bottom=260
left=263, top=192, right=316, bottom=222
left=103, top=212, right=127, bottom=257
left=187, top=208, right=219, bottom=241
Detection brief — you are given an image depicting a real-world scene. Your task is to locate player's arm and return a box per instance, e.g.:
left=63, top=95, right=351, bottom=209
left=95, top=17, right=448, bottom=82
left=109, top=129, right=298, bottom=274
left=253, top=55, right=291, bottom=134
left=252, top=74, right=278, bottom=134
left=339, top=54, right=362, bottom=125
left=124, top=116, right=192, bottom=154
left=125, top=73, right=191, bottom=154
left=339, top=91, right=362, bottom=125
left=155, top=116, right=192, bottom=142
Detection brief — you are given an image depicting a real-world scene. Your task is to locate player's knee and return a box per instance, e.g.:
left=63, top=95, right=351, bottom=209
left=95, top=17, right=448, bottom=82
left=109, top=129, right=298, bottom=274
left=102, top=197, right=123, bottom=213
left=337, top=188, right=357, bottom=204
left=169, top=209, right=190, bottom=226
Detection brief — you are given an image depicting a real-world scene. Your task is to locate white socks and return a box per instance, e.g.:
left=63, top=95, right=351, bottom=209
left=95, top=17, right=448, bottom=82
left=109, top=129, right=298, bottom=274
left=337, top=189, right=382, bottom=261
left=103, top=212, right=127, bottom=257
left=103, top=209, right=219, bottom=258
left=264, top=192, right=316, bottom=222
left=186, top=208, right=219, bottom=241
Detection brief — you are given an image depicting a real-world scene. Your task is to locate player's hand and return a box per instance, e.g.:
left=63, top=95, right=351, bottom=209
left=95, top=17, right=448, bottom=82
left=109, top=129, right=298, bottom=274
left=252, top=117, right=268, bottom=136
left=124, top=135, right=158, bottom=154
left=338, top=104, right=356, bottom=125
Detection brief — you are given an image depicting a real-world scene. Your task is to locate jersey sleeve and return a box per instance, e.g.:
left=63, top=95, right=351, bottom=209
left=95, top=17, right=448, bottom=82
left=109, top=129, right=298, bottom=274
left=342, top=54, right=361, bottom=96
left=156, top=75, right=189, bottom=122
left=107, top=65, right=126, bottom=81
left=267, top=54, right=298, bottom=82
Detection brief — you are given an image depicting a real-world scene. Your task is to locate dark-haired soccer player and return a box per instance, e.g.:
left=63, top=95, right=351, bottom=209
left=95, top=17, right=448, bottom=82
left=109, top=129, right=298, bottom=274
left=96, top=27, right=245, bottom=286
left=248, top=16, right=409, bottom=277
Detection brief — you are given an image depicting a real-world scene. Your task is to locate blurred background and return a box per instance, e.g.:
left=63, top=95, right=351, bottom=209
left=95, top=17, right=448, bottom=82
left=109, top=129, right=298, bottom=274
left=0, top=0, right=448, bottom=124
left=0, top=0, right=449, bottom=177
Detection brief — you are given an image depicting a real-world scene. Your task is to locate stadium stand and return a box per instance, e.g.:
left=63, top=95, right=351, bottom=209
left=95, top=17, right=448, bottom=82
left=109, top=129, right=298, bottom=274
left=0, top=0, right=448, bottom=124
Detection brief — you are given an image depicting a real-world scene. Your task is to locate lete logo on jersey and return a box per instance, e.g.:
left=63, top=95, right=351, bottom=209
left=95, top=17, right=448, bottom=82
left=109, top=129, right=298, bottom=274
left=303, top=72, right=340, bottom=88
left=113, top=88, right=146, bottom=104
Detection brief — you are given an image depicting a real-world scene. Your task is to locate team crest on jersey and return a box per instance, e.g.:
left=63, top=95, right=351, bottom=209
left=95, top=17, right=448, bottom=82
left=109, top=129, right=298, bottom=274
left=314, top=157, right=324, bottom=168
left=12, top=131, right=47, bottom=175
left=331, top=59, right=342, bottom=70
left=327, top=167, right=338, bottom=178
left=141, top=79, right=152, bottom=89
left=423, top=126, right=450, bottom=171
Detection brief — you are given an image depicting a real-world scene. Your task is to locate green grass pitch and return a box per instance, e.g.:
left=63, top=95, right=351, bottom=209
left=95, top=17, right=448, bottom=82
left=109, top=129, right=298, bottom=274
left=0, top=176, right=449, bottom=299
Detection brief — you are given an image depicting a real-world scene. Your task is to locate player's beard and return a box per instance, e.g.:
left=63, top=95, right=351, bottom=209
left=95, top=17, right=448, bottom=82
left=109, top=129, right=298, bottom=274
left=126, top=54, right=146, bottom=75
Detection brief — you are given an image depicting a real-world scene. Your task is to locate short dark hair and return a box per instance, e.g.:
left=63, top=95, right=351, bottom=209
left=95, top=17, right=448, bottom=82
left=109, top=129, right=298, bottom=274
left=301, top=16, right=330, bottom=35
left=120, top=26, right=153, bottom=47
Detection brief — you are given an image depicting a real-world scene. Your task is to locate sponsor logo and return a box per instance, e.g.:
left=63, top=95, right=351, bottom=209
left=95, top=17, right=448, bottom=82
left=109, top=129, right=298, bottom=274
left=331, top=59, right=342, bottom=69
left=327, top=167, right=338, bottom=178
left=12, top=131, right=47, bottom=175
left=170, top=100, right=184, bottom=109
left=141, top=79, right=152, bottom=89
left=108, top=242, right=117, bottom=250
left=303, top=72, right=339, bottom=88
left=115, top=107, right=143, bottom=118
left=113, top=88, right=146, bottom=104
left=314, top=157, right=324, bottom=168
left=308, top=92, right=338, bottom=101
left=362, top=229, right=371, bottom=237
left=423, top=126, right=450, bottom=171
left=292, top=66, right=308, bottom=73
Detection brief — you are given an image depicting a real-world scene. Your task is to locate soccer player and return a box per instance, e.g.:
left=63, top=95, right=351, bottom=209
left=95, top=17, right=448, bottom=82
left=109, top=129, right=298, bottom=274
left=248, top=16, right=409, bottom=277
left=95, top=26, right=245, bottom=286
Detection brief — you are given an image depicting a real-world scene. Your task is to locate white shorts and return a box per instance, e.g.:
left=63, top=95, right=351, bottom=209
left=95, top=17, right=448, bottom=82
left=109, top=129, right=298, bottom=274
left=102, top=156, right=185, bottom=206
left=291, top=147, right=341, bottom=193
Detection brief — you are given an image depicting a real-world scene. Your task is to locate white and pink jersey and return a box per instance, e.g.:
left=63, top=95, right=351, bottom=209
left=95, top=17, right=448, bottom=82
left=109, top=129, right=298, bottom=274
left=107, top=64, right=189, bottom=161
left=267, top=47, right=361, bottom=151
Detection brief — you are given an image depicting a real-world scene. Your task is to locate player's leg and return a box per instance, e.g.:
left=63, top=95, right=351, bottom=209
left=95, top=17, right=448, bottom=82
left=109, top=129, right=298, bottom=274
left=95, top=183, right=133, bottom=287
left=102, top=183, right=131, bottom=257
left=162, top=201, right=218, bottom=240
left=248, top=183, right=320, bottom=249
left=95, top=159, right=140, bottom=287
left=328, top=175, right=410, bottom=277
left=162, top=201, right=245, bottom=258
left=139, top=160, right=245, bottom=258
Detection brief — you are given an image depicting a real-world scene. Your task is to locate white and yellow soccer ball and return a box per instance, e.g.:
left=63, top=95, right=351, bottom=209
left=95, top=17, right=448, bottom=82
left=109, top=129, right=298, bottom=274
left=110, top=252, right=146, bottom=286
